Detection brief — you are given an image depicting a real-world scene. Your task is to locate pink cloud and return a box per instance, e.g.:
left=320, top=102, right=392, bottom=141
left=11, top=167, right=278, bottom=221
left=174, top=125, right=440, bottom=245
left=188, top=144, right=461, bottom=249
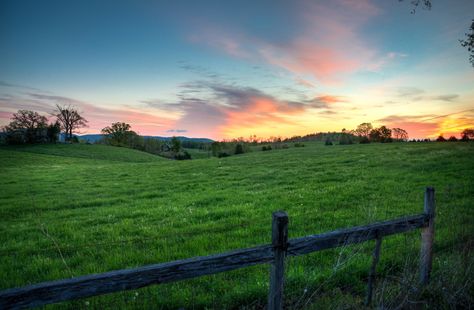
left=190, top=0, right=382, bottom=84
left=0, top=93, right=176, bottom=135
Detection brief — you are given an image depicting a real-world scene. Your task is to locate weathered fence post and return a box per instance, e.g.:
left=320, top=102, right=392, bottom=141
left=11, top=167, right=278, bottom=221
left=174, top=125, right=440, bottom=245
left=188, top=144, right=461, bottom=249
left=268, top=211, right=288, bottom=310
left=365, top=233, right=382, bottom=306
left=420, top=187, right=435, bottom=285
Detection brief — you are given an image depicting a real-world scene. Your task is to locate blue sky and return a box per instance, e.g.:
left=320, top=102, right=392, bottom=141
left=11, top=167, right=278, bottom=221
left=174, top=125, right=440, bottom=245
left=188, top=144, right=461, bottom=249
left=1, top=0, right=473, bottom=139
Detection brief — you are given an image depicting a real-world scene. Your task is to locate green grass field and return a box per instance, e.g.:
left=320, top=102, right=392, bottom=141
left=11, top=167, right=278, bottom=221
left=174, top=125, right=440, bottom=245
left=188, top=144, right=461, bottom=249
left=1, top=142, right=473, bottom=308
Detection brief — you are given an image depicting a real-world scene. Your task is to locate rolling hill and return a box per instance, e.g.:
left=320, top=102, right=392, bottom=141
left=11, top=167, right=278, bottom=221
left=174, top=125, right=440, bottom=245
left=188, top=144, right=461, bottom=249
left=0, top=142, right=473, bottom=308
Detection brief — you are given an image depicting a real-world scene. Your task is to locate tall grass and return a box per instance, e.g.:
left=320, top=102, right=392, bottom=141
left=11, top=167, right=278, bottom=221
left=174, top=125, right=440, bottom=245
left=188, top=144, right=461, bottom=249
left=0, top=142, right=473, bottom=308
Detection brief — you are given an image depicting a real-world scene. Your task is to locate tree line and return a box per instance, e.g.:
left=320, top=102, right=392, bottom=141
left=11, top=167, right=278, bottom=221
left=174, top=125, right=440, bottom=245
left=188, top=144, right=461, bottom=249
left=2, top=109, right=473, bottom=160
left=1, top=106, right=86, bottom=144
left=98, top=122, right=191, bottom=160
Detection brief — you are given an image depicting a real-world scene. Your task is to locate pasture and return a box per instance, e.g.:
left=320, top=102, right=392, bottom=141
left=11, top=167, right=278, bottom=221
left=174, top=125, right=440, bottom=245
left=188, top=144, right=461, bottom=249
left=0, top=142, right=473, bottom=308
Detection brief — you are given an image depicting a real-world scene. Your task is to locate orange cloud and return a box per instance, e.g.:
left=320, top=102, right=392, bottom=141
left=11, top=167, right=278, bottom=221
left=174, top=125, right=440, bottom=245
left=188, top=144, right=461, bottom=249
left=378, top=110, right=474, bottom=139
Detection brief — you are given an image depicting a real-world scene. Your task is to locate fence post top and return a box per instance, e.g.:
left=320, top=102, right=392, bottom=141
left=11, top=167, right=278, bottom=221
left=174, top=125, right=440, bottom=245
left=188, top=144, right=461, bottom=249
left=272, top=211, right=288, bottom=223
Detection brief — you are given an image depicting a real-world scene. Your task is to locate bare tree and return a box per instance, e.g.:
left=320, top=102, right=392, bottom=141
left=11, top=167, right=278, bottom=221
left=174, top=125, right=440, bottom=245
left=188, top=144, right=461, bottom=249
left=53, top=105, right=87, bottom=141
left=392, top=128, right=409, bottom=141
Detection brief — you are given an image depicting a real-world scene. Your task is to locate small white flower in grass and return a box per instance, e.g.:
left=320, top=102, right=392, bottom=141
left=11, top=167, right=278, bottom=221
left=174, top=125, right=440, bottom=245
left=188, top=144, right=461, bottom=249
left=304, top=288, right=308, bottom=294
left=135, top=292, right=139, bottom=297
left=85, top=301, right=90, bottom=306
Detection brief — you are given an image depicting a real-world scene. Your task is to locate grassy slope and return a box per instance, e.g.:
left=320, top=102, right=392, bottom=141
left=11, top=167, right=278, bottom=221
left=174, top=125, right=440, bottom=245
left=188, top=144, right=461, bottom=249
left=0, top=142, right=473, bottom=308
left=1, top=143, right=165, bottom=163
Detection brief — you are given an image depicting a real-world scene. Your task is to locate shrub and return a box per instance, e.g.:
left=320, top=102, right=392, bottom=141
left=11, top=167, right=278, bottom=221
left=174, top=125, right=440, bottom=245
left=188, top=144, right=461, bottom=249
left=448, top=136, right=458, bottom=142
left=262, top=145, right=272, bottom=151
left=174, top=151, right=192, bottom=160
left=234, top=144, right=244, bottom=154
left=325, top=139, right=333, bottom=146
left=294, top=142, right=305, bottom=147
left=217, top=151, right=230, bottom=158
left=359, top=136, right=370, bottom=144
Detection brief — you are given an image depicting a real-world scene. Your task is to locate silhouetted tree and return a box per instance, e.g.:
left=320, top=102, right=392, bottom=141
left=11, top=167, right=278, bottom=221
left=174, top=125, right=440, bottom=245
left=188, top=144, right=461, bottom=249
left=448, top=136, right=458, bottom=142
left=461, top=128, right=474, bottom=140
left=392, top=128, right=408, bottom=141
left=4, top=110, right=48, bottom=143
left=369, top=126, right=392, bottom=143
left=54, top=105, right=87, bottom=141
left=401, top=0, right=472, bottom=66
left=436, top=135, right=447, bottom=142
left=460, top=20, right=474, bottom=67
left=354, top=123, right=373, bottom=142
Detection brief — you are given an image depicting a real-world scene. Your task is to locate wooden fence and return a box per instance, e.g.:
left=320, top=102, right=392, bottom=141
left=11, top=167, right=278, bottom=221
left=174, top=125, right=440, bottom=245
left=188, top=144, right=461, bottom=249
left=0, top=187, right=436, bottom=309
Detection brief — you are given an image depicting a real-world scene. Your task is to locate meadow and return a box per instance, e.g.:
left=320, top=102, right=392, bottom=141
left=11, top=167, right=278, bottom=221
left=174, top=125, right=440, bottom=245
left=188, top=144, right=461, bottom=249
left=0, top=142, right=473, bottom=308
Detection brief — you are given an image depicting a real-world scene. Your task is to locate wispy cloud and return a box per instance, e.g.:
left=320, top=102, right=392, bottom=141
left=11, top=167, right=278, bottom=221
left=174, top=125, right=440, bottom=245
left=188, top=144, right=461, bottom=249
left=189, top=0, right=389, bottom=84
left=145, top=80, right=343, bottom=138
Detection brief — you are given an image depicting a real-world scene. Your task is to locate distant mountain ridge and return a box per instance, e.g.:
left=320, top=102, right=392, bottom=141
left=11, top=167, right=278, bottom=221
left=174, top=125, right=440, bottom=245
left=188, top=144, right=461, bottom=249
left=76, top=134, right=213, bottom=143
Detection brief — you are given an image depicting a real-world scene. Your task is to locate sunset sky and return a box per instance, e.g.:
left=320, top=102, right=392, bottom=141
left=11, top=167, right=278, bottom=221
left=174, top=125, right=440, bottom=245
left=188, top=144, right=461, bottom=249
left=1, top=0, right=473, bottom=140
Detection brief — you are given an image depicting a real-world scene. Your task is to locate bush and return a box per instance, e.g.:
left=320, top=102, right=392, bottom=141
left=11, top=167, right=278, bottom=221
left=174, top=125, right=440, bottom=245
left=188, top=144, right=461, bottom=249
left=325, top=139, right=333, bottom=146
left=448, top=136, right=458, bottom=142
left=359, top=136, right=370, bottom=144
left=174, top=151, right=192, bottom=160
left=262, top=145, right=272, bottom=151
left=217, top=151, right=230, bottom=158
left=294, top=143, right=305, bottom=147
left=234, top=144, right=244, bottom=155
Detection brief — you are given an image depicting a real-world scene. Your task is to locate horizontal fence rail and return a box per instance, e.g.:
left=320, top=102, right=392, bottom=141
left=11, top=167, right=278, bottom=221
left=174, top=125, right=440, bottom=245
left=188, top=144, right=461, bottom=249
left=0, top=187, right=436, bottom=310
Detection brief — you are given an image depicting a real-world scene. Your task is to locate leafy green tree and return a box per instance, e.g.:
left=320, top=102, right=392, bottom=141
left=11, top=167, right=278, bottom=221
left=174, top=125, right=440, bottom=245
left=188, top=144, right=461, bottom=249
left=235, top=143, right=244, bottom=154
left=47, top=121, right=61, bottom=143
left=170, top=136, right=181, bottom=153
left=101, top=122, right=137, bottom=146
left=211, top=142, right=221, bottom=156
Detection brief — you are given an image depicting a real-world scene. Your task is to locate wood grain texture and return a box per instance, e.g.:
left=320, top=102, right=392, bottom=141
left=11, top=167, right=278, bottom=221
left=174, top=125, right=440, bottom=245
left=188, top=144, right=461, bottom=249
left=420, top=187, right=435, bottom=285
left=268, top=211, right=288, bottom=310
left=286, top=214, right=427, bottom=256
left=0, top=244, right=274, bottom=309
left=365, top=235, right=383, bottom=306
left=0, top=213, right=429, bottom=309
